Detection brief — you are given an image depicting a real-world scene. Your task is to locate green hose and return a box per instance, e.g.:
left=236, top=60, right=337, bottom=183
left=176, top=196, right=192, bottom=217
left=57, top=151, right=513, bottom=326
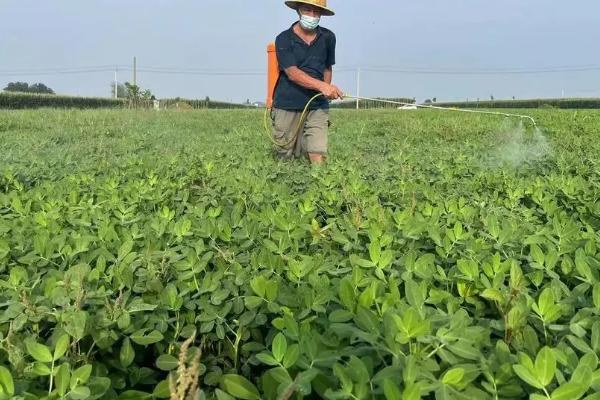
left=263, top=93, right=324, bottom=148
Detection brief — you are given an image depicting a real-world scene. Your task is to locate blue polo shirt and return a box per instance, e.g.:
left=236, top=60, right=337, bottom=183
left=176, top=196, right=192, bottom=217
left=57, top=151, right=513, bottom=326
left=273, top=24, right=336, bottom=111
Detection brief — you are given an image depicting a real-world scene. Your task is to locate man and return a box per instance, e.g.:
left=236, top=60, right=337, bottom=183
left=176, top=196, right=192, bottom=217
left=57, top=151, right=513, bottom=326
left=271, top=0, right=344, bottom=165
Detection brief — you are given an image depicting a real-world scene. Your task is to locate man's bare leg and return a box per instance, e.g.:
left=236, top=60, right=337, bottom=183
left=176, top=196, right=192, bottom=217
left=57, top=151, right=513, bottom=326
left=308, top=153, right=325, bottom=165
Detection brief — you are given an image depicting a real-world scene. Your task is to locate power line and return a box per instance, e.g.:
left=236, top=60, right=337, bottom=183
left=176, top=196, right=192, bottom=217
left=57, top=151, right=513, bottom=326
left=0, top=65, right=129, bottom=73
left=137, top=65, right=265, bottom=76
left=0, top=69, right=118, bottom=77
left=1, top=63, right=599, bottom=77
left=359, top=66, right=600, bottom=75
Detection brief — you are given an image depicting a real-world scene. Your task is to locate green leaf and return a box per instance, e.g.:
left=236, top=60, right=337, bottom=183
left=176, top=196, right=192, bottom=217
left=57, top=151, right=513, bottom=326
left=379, top=250, right=394, bottom=269
left=161, top=284, right=178, bottom=309
left=25, top=338, right=53, bottom=363
left=0, top=366, right=14, bottom=396
left=255, top=352, right=279, bottom=366
left=350, top=254, right=375, bottom=269
left=156, top=354, right=179, bottom=371
left=369, top=239, right=381, bottom=264
left=571, top=365, right=592, bottom=386
left=117, top=240, right=134, bottom=261
left=530, top=244, right=545, bottom=265
left=268, top=367, right=292, bottom=385
left=383, top=379, right=401, bottom=400
left=591, top=322, right=600, bottom=353
left=130, top=329, right=164, bottom=345
left=435, top=384, right=451, bottom=400
left=447, top=340, right=481, bottom=361
left=510, top=263, right=524, bottom=289
left=265, top=280, right=278, bottom=302
left=88, top=377, right=111, bottom=398
left=532, top=395, right=548, bottom=400
left=31, top=362, right=52, bottom=376
left=402, top=383, right=421, bottom=400
left=63, top=310, right=87, bottom=341
left=347, top=356, right=370, bottom=384
left=54, top=334, right=70, bottom=361
left=244, top=296, right=263, bottom=310
left=128, top=299, right=158, bottom=313
left=550, top=382, right=589, bottom=400
left=513, top=365, right=543, bottom=389
left=250, top=276, right=266, bottom=298
left=393, top=308, right=430, bottom=343
left=583, top=394, right=600, bottom=400
left=55, top=363, right=71, bottom=396
left=454, top=222, right=463, bottom=239
left=272, top=333, right=287, bottom=363
left=593, top=284, right=600, bottom=309
left=338, top=278, right=356, bottom=312
left=457, top=259, right=478, bottom=280
left=70, top=364, right=93, bottom=389
left=70, top=385, right=92, bottom=399
left=329, top=309, right=354, bottom=323
left=152, top=380, right=171, bottom=399
left=568, top=335, right=594, bottom=353
left=355, top=306, right=380, bottom=335
left=405, top=279, right=425, bottom=309
left=579, top=354, right=598, bottom=373
left=283, top=344, right=300, bottom=369
left=117, top=390, right=151, bottom=400
left=120, top=338, right=135, bottom=368
left=535, top=346, right=556, bottom=387
left=481, top=288, right=503, bottom=302
left=538, top=288, right=554, bottom=312
left=220, top=374, right=260, bottom=400
left=215, top=389, right=236, bottom=400
left=0, top=240, right=9, bottom=260
left=333, top=363, right=353, bottom=393
left=442, top=368, right=464, bottom=386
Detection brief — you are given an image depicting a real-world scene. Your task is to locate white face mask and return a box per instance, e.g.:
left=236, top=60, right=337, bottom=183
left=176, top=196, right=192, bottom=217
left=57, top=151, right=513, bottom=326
left=299, top=14, right=320, bottom=30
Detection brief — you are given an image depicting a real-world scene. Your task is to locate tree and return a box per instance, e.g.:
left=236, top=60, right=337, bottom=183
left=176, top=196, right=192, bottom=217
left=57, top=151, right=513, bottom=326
left=28, top=83, right=54, bottom=94
left=111, top=83, right=128, bottom=98
left=490, top=95, right=494, bottom=101
left=3, top=81, right=54, bottom=94
left=424, top=99, right=432, bottom=104
left=4, top=82, right=29, bottom=93
left=141, top=89, right=153, bottom=101
left=123, top=81, right=154, bottom=108
left=432, top=97, right=437, bottom=103
left=124, top=82, right=141, bottom=108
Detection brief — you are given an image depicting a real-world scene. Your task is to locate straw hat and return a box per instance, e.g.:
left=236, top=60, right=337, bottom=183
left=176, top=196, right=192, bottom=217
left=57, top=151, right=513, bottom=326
left=285, top=0, right=335, bottom=16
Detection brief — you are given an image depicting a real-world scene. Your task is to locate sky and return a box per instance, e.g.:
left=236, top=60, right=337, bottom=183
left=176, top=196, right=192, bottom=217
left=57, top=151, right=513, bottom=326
left=1, top=0, right=599, bottom=103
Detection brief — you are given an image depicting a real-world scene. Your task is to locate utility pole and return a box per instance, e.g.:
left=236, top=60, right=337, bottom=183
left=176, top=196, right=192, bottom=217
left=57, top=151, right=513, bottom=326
left=356, top=67, right=361, bottom=110
left=133, top=56, right=137, bottom=87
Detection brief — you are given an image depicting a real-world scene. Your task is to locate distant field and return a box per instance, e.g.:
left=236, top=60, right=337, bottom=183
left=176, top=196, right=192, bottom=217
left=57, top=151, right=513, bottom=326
left=0, top=109, right=599, bottom=399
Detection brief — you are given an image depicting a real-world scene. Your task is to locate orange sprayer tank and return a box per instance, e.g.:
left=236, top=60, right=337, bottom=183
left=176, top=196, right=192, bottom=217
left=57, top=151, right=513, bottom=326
left=267, top=42, right=279, bottom=109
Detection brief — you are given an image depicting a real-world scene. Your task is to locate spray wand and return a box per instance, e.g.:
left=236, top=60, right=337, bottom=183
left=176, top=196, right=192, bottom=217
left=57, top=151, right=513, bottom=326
left=344, top=95, right=537, bottom=127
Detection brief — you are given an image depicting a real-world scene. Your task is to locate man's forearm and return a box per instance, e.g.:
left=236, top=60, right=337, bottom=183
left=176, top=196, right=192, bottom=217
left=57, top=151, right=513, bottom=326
left=284, top=66, right=326, bottom=92
left=324, top=68, right=332, bottom=84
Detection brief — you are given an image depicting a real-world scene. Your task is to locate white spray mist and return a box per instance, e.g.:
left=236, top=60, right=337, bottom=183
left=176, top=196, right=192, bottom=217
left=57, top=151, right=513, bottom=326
left=488, top=120, right=551, bottom=167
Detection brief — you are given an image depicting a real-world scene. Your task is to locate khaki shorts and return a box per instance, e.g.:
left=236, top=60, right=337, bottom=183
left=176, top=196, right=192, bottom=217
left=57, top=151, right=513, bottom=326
left=270, top=107, right=329, bottom=159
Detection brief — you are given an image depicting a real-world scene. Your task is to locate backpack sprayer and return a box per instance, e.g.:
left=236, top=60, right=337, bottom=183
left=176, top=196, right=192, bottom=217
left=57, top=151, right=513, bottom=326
left=264, top=43, right=537, bottom=147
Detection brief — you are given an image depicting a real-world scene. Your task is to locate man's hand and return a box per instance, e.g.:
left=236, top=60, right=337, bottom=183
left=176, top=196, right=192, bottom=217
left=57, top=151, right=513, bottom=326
left=320, top=83, right=344, bottom=100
